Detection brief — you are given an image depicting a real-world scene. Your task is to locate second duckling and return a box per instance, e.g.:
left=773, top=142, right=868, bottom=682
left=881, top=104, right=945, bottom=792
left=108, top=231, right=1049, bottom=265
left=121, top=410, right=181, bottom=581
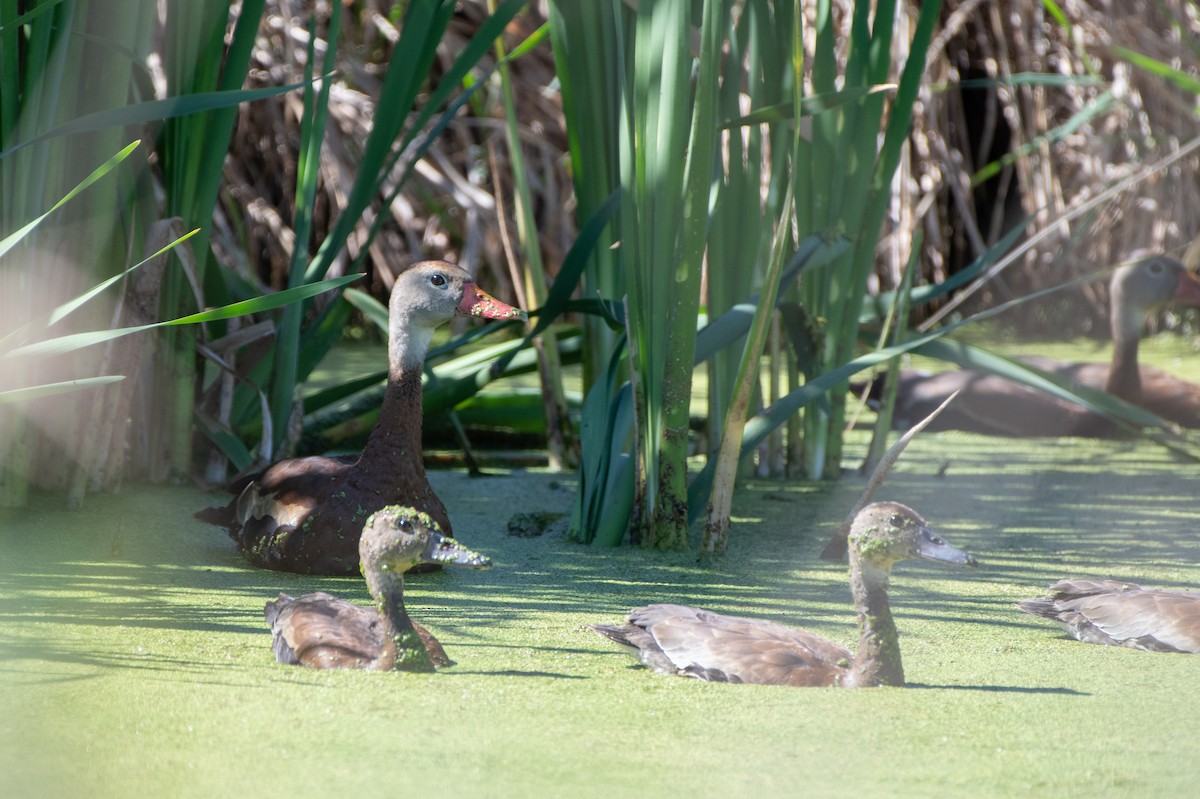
left=1018, top=579, right=1200, bottom=654
left=591, top=502, right=978, bottom=687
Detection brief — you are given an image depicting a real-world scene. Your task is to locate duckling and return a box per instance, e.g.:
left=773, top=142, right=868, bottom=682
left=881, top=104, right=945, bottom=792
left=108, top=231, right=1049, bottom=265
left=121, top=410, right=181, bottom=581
left=1018, top=579, right=1200, bottom=653
left=265, top=505, right=491, bottom=671
left=591, top=502, right=978, bottom=687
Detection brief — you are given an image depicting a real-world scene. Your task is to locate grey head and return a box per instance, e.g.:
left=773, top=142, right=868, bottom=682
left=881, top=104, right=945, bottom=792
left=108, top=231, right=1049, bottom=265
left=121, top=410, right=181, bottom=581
left=1110, top=256, right=1200, bottom=337
left=847, top=501, right=978, bottom=570
left=359, top=505, right=492, bottom=576
left=387, top=260, right=525, bottom=368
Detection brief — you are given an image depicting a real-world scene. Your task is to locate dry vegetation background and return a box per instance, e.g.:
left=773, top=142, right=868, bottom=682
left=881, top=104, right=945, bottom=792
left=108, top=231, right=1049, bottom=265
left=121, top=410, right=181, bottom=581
left=212, top=0, right=1200, bottom=339
left=217, top=0, right=569, bottom=323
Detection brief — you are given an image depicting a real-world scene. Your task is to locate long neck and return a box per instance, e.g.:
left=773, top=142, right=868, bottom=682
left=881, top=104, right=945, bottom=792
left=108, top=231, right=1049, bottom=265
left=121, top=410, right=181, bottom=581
left=1106, top=291, right=1144, bottom=401
left=846, top=555, right=903, bottom=687
left=358, top=358, right=426, bottom=472
left=364, top=567, right=434, bottom=672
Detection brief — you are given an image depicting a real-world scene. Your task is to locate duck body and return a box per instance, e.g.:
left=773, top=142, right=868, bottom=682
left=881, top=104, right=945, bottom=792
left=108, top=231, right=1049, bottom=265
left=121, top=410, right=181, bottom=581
left=1018, top=579, right=1200, bottom=654
left=197, top=261, right=523, bottom=575
left=591, top=502, right=978, bottom=688
left=593, top=604, right=853, bottom=686
left=265, top=505, right=492, bottom=671
left=879, top=256, right=1200, bottom=437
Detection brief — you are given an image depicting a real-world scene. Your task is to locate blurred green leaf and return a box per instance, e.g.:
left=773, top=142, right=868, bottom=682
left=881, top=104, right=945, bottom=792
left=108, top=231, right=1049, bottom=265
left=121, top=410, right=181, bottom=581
left=4, top=274, right=363, bottom=360
left=0, top=83, right=311, bottom=160
left=1112, top=46, right=1200, bottom=94
left=0, top=376, right=124, bottom=406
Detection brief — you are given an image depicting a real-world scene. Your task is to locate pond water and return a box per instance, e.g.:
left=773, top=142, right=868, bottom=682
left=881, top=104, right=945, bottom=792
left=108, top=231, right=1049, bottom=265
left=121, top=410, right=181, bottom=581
left=3, top=335, right=1200, bottom=797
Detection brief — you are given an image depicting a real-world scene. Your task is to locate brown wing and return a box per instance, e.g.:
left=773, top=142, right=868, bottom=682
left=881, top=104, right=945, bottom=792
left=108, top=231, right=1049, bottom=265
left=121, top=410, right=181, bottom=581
left=227, top=457, right=360, bottom=573
left=1135, top=366, right=1200, bottom=428
left=1052, top=361, right=1200, bottom=429
left=888, top=368, right=1109, bottom=437
left=196, top=455, right=353, bottom=526
left=264, top=593, right=452, bottom=670
left=235, top=456, right=350, bottom=527
left=264, top=591, right=384, bottom=669
left=1019, top=580, right=1200, bottom=653
left=599, top=604, right=851, bottom=687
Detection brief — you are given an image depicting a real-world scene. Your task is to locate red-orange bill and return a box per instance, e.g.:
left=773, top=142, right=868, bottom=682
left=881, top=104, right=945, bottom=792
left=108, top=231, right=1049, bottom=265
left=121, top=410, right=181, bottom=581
left=457, top=283, right=526, bottom=321
left=1176, top=268, right=1200, bottom=306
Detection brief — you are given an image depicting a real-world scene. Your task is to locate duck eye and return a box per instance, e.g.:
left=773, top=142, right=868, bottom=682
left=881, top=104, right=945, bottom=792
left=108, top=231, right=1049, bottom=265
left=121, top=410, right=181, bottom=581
left=1148, top=260, right=1163, bottom=274
left=888, top=514, right=905, bottom=528
left=397, top=518, right=412, bottom=532
left=431, top=273, right=447, bottom=287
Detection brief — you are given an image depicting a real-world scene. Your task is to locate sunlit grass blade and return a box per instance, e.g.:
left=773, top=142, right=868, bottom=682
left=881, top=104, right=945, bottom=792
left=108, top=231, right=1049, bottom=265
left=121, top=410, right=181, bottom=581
left=0, top=226, right=200, bottom=354
left=0, top=376, right=124, bottom=406
left=3, top=275, right=363, bottom=360
left=687, top=332, right=953, bottom=521
left=858, top=219, right=1028, bottom=323
left=490, top=3, right=574, bottom=469
left=1110, top=46, right=1200, bottom=92
left=0, top=0, right=69, bottom=34
left=267, top=9, right=341, bottom=455
left=0, top=83, right=311, bottom=160
left=0, top=140, right=140, bottom=260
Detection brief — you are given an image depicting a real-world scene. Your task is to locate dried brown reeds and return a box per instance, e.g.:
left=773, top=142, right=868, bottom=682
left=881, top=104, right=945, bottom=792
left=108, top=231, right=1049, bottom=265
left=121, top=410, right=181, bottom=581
left=216, top=1, right=572, bottom=312
left=218, top=1, right=1200, bottom=336
left=901, top=0, right=1200, bottom=334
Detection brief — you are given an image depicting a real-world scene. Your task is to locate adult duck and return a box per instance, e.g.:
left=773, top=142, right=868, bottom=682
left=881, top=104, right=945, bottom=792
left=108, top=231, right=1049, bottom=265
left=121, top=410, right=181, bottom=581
left=197, top=260, right=523, bottom=574
left=590, top=502, right=978, bottom=687
left=265, top=505, right=492, bottom=671
left=878, top=256, right=1200, bottom=436
left=1018, top=579, right=1200, bottom=654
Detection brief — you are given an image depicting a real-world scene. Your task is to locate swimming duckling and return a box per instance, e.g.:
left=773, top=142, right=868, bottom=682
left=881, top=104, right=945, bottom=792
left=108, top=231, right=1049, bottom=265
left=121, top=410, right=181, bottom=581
left=592, top=502, right=978, bottom=687
left=265, top=505, right=491, bottom=671
left=1018, top=579, right=1200, bottom=654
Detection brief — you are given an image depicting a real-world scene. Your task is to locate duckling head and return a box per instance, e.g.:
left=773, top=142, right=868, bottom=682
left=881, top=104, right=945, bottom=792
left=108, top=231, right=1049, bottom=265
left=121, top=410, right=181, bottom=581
left=359, top=505, right=493, bottom=577
left=847, top=501, right=978, bottom=572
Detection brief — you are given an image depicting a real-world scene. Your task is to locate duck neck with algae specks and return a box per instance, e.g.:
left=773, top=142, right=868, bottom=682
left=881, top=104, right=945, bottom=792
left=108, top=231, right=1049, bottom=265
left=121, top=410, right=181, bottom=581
left=356, top=310, right=432, bottom=477
left=845, top=556, right=903, bottom=688
left=357, top=361, right=426, bottom=479
left=363, top=564, right=434, bottom=672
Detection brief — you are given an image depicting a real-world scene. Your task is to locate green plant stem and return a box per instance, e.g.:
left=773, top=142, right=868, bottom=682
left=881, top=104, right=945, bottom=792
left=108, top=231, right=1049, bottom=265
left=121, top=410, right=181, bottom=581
left=703, top=187, right=793, bottom=554
left=490, top=3, right=574, bottom=470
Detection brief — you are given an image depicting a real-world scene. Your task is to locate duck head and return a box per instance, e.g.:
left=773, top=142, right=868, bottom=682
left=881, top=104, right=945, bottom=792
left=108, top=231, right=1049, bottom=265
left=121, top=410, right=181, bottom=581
left=847, top=501, right=978, bottom=571
left=1110, top=255, right=1200, bottom=340
left=391, top=260, right=524, bottom=326
left=359, top=505, right=493, bottom=578
left=389, top=260, right=525, bottom=368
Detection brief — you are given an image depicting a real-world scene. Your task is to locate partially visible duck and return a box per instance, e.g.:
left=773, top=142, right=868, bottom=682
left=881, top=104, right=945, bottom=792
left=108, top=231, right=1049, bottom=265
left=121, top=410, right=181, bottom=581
left=878, top=256, right=1200, bottom=436
left=1018, top=579, right=1200, bottom=654
left=265, top=505, right=492, bottom=671
left=591, top=502, right=978, bottom=687
left=197, top=260, right=523, bottom=575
